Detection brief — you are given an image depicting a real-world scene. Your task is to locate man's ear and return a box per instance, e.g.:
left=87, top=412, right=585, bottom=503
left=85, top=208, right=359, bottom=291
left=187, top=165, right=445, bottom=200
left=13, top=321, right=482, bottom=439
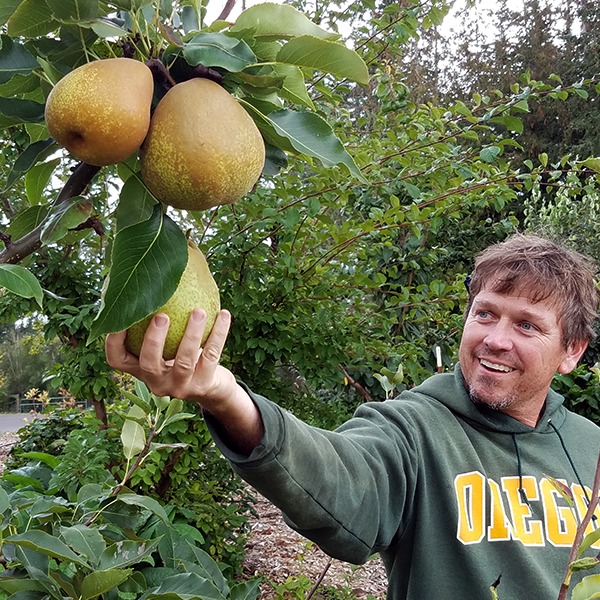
left=557, top=339, right=588, bottom=375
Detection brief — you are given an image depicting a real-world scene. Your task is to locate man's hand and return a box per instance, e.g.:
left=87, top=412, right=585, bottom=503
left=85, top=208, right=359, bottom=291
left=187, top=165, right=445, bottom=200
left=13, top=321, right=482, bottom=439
left=105, top=308, right=264, bottom=454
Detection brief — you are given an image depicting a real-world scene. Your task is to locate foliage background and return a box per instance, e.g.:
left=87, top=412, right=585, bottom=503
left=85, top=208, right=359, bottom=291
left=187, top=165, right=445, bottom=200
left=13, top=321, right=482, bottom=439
left=0, top=0, right=599, bottom=596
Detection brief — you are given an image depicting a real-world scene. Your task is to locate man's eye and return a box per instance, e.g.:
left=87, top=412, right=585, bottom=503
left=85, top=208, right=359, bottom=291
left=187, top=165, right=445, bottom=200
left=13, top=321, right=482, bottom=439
left=476, top=310, right=489, bottom=319
left=521, top=322, right=534, bottom=331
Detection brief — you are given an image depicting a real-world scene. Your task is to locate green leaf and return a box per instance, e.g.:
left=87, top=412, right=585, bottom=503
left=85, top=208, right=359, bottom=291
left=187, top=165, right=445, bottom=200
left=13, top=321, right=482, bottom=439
left=0, top=97, right=45, bottom=127
left=0, top=264, right=43, bottom=307
left=490, top=114, right=523, bottom=133
left=89, top=17, right=128, bottom=38
left=45, top=0, right=99, bottom=21
left=88, top=206, right=188, bottom=340
left=50, top=569, right=78, bottom=598
left=244, top=104, right=365, bottom=182
left=7, top=0, right=57, bottom=37
left=160, top=412, right=194, bottom=430
left=480, top=146, right=501, bottom=163
left=186, top=543, right=229, bottom=593
left=231, top=3, right=339, bottom=41
left=578, top=527, right=600, bottom=558
left=0, top=486, right=10, bottom=514
left=0, top=34, right=39, bottom=84
left=122, top=389, right=152, bottom=414
left=0, top=577, right=47, bottom=594
left=145, top=572, right=227, bottom=600
left=161, top=398, right=184, bottom=426
left=580, top=158, right=600, bottom=173
left=122, top=404, right=146, bottom=459
left=115, top=174, right=158, bottom=231
left=545, top=474, right=575, bottom=507
left=116, top=493, right=169, bottom=523
left=277, top=36, right=369, bottom=86
left=80, top=568, right=132, bottom=600
left=4, top=138, right=56, bottom=191
left=572, top=574, right=600, bottom=600
left=0, top=0, right=23, bottom=28
left=18, top=451, right=61, bottom=468
left=230, top=579, right=261, bottom=600
left=271, top=64, right=315, bottom=109
left=6, top=531, right=91, bottom=567
left=5, top=204, right=49, bottom=239
left=183, top=32, right=256, bottom=72
left=570, top=557, right=600, bottom=572
left=60, top=524, right=107, bottom=564
left=25, top=159, right=59, bottom=204
left=40, top=196, right=94, bottom=244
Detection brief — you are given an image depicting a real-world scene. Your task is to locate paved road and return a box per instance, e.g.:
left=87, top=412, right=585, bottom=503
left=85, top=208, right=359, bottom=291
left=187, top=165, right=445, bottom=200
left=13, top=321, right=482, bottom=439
left=0, top=413, right=41, bottom=432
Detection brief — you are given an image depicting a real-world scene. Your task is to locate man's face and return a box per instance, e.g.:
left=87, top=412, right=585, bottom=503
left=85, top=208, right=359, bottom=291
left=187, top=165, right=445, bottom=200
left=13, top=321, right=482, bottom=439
left=458, top=287, right=586, bottom=426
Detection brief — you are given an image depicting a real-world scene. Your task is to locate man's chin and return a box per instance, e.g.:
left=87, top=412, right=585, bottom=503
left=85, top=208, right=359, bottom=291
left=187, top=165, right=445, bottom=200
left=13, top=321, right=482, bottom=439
left=468, top=386, right=515, bottom=412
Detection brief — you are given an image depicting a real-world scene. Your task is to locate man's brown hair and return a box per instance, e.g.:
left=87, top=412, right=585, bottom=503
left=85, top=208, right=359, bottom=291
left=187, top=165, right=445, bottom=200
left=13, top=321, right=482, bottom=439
left=465, top=233, right=599, bottom=347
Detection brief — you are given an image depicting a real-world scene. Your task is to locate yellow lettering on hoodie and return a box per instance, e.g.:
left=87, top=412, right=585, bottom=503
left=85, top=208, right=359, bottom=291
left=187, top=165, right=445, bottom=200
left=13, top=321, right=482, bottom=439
left=540, top=478, right=578, bottom=547
left=455, top=471, right=486, bottom=544
left=454, top=473, right=597, bottom=547
left=488, top=478, right=511, bottom=541
left=502, top=476, right=544, bottom=546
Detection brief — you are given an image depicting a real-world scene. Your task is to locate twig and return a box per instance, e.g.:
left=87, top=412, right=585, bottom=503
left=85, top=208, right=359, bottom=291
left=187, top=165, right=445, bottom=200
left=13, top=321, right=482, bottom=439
left=340, top=365, right=373, bottom=402
left=306, top=556, right=333, bottom=600
left=0, top=162, right=100, bottom=265
left=557, top=449, right=600, bottom=600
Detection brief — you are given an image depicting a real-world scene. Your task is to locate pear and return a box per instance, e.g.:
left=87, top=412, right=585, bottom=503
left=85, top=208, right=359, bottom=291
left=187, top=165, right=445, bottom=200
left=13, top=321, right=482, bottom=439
left=125, top=241, right=221, bottom=360
left=140, top=78, right=265, bottom=211
left=45, top=58, right=154, bottom=166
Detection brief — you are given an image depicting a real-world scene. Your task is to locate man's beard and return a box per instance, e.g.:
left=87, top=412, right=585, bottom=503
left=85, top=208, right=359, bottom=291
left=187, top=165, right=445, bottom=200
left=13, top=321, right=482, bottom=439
left=468, top=379, right=517, bottom=412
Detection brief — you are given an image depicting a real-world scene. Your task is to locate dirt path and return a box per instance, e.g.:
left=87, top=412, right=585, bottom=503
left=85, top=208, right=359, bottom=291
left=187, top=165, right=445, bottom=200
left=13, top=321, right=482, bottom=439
left=243, top=493, right=387, bottom=598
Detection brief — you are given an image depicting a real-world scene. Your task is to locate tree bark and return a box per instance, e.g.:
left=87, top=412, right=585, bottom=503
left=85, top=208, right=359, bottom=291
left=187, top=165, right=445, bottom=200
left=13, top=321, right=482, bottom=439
left=0, top=162, right=101, bottom=265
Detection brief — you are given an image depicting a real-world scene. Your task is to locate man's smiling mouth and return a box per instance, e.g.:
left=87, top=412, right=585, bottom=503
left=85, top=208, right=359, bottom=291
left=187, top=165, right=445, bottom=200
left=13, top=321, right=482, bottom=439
left=480, top=359, right=514, bottom=373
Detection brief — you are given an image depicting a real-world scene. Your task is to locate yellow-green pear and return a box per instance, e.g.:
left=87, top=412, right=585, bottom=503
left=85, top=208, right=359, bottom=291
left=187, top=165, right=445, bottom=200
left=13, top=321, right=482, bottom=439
left=45, top=58, right=154, bottom=166
left=125, top=241, right=221, bottom=360
left=140, top=77, right=265, bottom=211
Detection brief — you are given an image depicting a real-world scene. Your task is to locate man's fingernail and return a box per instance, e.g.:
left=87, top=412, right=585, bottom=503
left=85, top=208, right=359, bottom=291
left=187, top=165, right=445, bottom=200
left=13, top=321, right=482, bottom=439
left=192, top=308, right=205, bottom=322
left=154, top=314, right=168, bottom=327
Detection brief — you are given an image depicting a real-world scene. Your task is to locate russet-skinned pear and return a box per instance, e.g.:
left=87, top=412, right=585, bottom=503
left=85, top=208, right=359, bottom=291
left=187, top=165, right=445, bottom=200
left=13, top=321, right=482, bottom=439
left=124, top=241, right=221, bottom=360
left=140, top=77, right=265, bottom=211
left=45, top=58, right=154, bottom=166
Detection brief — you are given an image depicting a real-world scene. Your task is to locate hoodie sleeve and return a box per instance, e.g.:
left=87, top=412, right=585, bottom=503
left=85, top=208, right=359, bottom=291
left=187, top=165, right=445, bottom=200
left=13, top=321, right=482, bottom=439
left=205, top=384, right=420, bottom=564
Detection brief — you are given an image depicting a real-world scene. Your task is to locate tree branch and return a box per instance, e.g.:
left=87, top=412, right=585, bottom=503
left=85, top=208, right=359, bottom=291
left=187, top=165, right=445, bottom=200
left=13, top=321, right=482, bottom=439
left=557, top=450, right=600, bottom=600
left=0, top=162, right=101, bottom=265
left=340, top=365, right=373, bottom=402
left=216, top=0, right=237, bottom=21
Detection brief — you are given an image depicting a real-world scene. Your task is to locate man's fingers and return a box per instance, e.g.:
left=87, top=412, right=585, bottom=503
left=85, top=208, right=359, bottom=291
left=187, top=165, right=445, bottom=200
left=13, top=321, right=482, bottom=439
left=201, top=309, right=232, bottom=365
left=105, top=330, right=130, bottom=369
left=138, top=313, right=170, bottom=372
left=174, top=308, right=207, bottom=370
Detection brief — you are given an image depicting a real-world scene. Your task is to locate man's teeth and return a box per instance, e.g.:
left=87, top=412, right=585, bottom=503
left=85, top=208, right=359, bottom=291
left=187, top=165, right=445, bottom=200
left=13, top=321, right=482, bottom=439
left=480, top=359, right=513, bottom=372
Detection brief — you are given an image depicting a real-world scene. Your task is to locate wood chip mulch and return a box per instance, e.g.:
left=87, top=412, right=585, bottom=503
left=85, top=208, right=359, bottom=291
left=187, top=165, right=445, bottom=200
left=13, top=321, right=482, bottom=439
left=243, top=493, right=387, bottom=598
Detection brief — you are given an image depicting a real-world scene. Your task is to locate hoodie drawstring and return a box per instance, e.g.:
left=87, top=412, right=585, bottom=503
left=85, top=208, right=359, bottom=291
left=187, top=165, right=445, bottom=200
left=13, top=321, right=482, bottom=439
left=511, top=433, right=530, bottom=506
left=548, top=419, right=596, bottom=521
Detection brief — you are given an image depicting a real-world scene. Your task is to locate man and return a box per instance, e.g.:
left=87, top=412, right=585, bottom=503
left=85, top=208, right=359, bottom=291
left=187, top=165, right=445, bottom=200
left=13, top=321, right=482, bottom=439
left=106, top=233, right=600, bottom=599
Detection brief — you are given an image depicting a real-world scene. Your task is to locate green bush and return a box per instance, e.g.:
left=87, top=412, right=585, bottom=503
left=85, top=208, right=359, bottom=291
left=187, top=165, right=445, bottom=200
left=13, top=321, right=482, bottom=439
left=5, top=384, right=256, bottom=576
left=553, top=365, right=600, bottom=426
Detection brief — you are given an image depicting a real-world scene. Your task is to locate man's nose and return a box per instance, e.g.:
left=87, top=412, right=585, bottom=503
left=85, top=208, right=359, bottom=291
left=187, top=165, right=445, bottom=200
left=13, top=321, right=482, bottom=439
left=484, top=321, right=514, bottom=351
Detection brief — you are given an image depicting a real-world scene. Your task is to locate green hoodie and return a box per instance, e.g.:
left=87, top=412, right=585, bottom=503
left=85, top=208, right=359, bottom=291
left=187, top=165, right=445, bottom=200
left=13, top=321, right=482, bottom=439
left=208, top=364, right=600, bottom=599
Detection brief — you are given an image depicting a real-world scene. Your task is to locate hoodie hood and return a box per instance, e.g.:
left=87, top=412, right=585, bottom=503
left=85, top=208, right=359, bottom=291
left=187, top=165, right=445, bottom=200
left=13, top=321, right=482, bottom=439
left=412, top=362, right=567, bottom=435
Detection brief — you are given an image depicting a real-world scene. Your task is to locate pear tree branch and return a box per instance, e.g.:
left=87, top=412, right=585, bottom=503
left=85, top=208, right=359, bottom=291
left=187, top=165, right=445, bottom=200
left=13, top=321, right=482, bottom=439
left=0, top=162, right=101, bottom=265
